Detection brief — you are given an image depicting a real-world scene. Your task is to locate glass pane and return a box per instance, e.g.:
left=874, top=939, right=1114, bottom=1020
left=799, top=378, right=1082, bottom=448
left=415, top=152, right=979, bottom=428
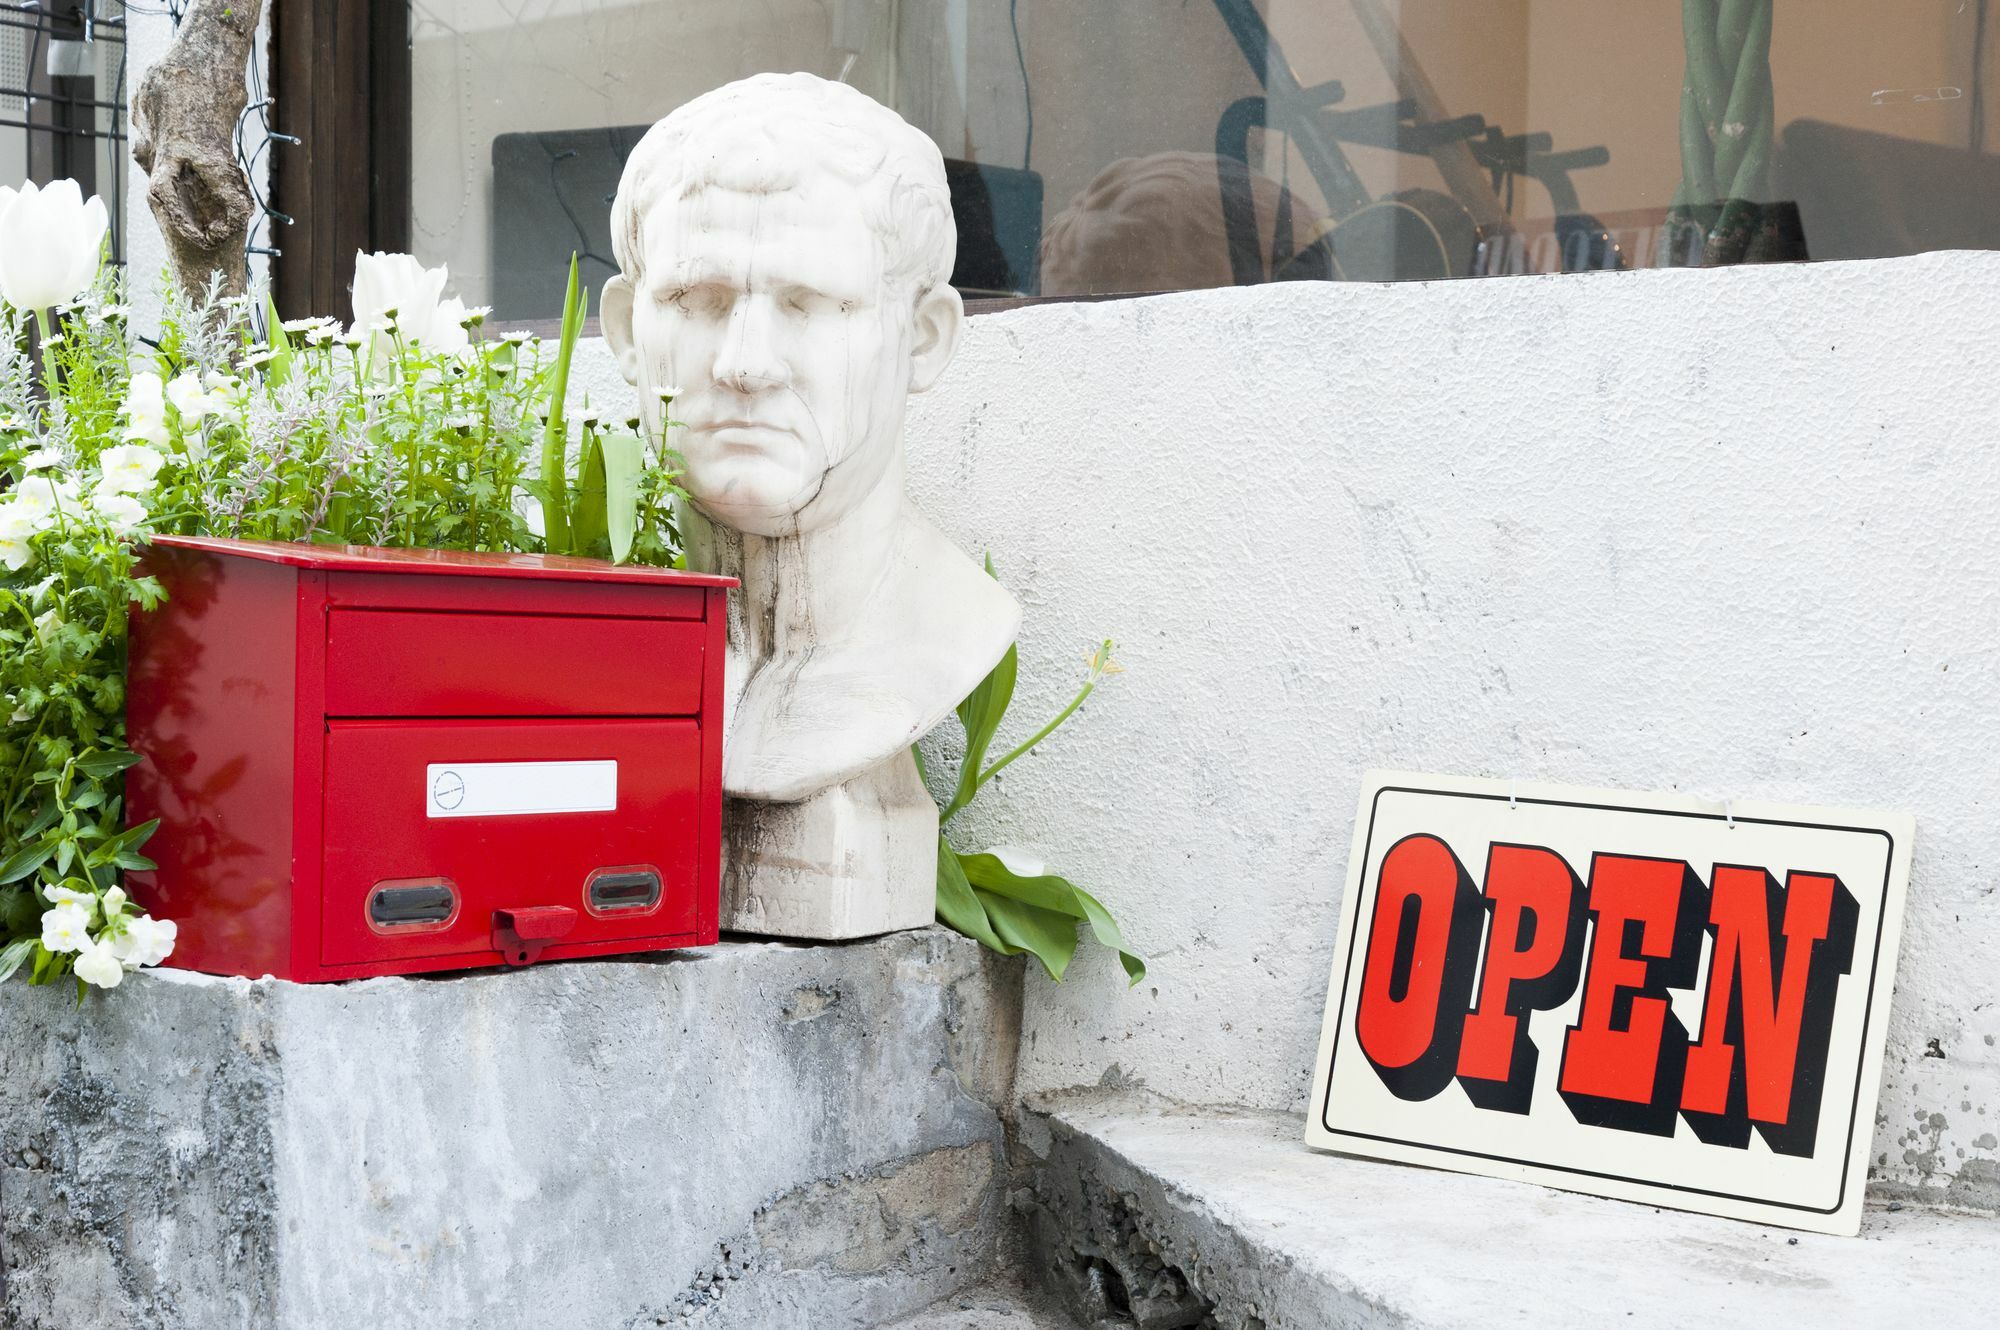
left=0, top=1, right=133, bottom=266
left=409, top=1, right=2000, bottom=315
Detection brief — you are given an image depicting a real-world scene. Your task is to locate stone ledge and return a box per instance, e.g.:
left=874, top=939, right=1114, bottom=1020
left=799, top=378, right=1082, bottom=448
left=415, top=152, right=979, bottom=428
left=1015, top=1090, right=2000, bottom=1330
left=2, top=928, right=1023, bottom=1330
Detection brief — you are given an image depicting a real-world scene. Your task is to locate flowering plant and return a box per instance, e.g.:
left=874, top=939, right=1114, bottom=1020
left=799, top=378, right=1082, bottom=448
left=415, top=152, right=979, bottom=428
left=922, top=562, right=1144, bottom=985
left=2, top=183, right=685, bottom=996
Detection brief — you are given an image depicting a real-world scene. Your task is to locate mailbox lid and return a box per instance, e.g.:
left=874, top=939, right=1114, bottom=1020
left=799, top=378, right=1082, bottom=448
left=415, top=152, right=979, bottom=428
left=319, top=717, right=705, bottom=966
left=325, top=610, right=705, bottom=717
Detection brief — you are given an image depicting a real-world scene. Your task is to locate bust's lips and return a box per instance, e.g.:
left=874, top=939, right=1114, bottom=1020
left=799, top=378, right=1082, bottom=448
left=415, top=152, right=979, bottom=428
left=695, top=419, right=801, bottom=454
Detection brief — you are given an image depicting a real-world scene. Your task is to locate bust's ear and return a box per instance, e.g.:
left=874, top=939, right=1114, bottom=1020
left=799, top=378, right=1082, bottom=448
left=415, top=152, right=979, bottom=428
left=908, top=284, right=964, bottom=393
left=600, top=274, right=641, bottom=385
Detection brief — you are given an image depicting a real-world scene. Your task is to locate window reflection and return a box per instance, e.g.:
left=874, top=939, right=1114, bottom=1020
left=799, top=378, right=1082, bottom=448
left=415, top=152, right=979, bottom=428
left=408, top=1, right=2000, bottom=317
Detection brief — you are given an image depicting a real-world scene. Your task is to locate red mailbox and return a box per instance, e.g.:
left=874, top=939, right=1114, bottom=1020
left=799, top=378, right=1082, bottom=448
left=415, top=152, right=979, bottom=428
left=124, top=536, right=735, bottom=982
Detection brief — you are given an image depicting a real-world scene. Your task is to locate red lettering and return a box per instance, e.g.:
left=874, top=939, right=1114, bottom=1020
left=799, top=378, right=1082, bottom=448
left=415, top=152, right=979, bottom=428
left=1557, top=854, right=1706, bottom=1136
left=1455, top=844, right=1587, bottom=1113
left=1355, top=834, right=1485, bottom=1101
left=1680, top=867, right=1858, bottom=1154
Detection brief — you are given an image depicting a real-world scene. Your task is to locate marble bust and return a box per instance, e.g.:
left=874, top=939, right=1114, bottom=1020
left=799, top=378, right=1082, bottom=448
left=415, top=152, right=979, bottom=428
left=603, top=72, right=1019, bottom=938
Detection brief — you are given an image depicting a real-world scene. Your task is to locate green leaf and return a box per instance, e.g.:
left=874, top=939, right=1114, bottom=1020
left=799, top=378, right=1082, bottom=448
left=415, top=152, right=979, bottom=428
left=0, top=936, right=36, bottom=983
left=932, top=836, right=1011, bottom=955
left=263, top=294, right=294, bottom=386
left=942, top=643, right=1017, bottom=823
left=539, top=253, right=587, bottom=553
left=961, top=852, right=1147, bottom=986
left=0, top=838, right=56, bottom=885
left=599, top=431, right=645, bottom=564
left=976, top=887, right=1079, bottom=981
left=72, top=747, right=143, bottom=779
left=571, top=433, right=608, bottom=556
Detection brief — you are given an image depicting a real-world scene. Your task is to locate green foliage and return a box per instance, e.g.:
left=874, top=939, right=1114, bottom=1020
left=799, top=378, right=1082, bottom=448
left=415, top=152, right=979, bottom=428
left=925, top=567, right=1144, bottom=985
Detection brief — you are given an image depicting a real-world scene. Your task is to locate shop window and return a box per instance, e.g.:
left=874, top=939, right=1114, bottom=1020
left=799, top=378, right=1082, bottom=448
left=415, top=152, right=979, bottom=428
left=0, top=2, right=133, bottom=266
left=283, top=1, right=2000, bottom=317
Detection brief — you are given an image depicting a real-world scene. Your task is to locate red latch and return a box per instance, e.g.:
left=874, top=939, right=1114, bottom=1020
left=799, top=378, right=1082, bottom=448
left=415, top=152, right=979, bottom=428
left=492, top=906, right=577, bottom=966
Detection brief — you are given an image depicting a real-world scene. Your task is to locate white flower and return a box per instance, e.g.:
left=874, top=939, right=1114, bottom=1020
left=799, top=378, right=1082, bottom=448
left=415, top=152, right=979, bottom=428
left=89, top=491, right=148, bottom=535
left=460, top=304, right=492, bottom=326
left=429, top=298, right=471, bottom=355
left=305, top=324, right=337, bottom=347
left=982, top=844, right=1049, bottom=879
left=123, top=371, right=171, bottom=447
left=92, top=302, right=131, bottom=323
left=95, top=443, right=165, bottom=495
left=577, top=406, right=601, bottom=427
left=101, top=885, right=127, bottom=916
left=21, top=447, right=63, bottom=471
left=0, top=179, right=109, bottom=312
left=111, top=914, right=176, bottom=970
left=239, top=348, right=279, bottom=370
left=44, top=884, right=97, bottom=923
left=0, top=502, right=35, bottom=571
left=10, top=474, right=76, bottom=527
left=500, top=330, right=535, bottom=345
left=39, top=901, right=91, bottom=953
left=165, top=371, right=222, bottom=423
left=350, top=251, right=469, bottom=353
left=656, top=384, right=683, bottom=402
left=281, top=315, right=336, bottom=334
left=74, top=938, right=124, bottom=988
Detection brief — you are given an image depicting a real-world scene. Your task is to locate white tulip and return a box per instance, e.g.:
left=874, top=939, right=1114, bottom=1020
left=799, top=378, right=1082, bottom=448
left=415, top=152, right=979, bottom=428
left=111, top=914, right=176, bottom=970
left=982, top=844, right=1049, bottom=879
left=40, top=901, right=92, bottom=953
left=74, top=938, right=124, bottom=988
left=89, top=491, right=148, bottom=535
left=350, top=251, right=476, bottom=353
left=0, top=180, right=109, bottom=312
left=96, top=443, right=166, bottom=495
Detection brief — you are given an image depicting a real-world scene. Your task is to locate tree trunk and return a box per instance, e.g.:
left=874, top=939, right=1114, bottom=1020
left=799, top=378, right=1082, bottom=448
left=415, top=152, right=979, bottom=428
left=130, top=0, right=267, bottom=304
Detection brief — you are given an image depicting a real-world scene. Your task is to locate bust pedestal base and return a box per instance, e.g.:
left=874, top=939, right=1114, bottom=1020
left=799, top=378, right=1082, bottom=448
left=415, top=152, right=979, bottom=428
left=722, top=749, right=938, bottom=939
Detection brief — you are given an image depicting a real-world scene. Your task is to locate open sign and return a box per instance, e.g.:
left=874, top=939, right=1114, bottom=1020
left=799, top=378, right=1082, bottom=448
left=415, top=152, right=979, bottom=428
left=1306, top=772, right=1912, bottom=1236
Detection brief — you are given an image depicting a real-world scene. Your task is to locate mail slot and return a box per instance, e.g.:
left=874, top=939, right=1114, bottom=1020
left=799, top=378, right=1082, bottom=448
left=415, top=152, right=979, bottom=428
left=123, top=536, right=734, bottom=982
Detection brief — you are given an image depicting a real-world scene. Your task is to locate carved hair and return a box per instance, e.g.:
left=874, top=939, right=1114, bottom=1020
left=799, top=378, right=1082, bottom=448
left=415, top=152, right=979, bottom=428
left=611, top=72, right=956, bottom=299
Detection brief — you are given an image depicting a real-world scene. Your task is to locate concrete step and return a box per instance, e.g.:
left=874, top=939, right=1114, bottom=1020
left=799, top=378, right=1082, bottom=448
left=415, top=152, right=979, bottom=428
left=1, top=928, right=1023, bottom=1330
left=1014, top=1089, right=2000, bottom=1330
left=888, top=1280, right=1088, bottom=1329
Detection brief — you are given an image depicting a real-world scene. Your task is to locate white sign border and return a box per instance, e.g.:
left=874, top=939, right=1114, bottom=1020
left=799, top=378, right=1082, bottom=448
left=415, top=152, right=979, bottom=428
left=1303, top=769, right=1914, bottom=1236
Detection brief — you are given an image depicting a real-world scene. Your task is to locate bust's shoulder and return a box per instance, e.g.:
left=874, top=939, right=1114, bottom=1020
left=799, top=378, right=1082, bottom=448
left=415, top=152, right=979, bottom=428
left=884, top=512, right=1021, bottom=665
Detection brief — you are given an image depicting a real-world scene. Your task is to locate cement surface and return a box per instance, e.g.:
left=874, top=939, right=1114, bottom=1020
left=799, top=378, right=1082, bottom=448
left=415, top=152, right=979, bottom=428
left=889, top=1282, right=1088, bottom=1330
left=1020, top=1090, right=2000, bottom=1329
left=1, top=929, right=1023, bottom=1330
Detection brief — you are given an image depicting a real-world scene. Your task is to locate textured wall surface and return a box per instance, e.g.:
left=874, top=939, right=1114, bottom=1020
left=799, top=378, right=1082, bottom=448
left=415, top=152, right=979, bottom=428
left=0, top=930, right=1021, bottom=1329
left=883, top=252, right=1997, bottom=1209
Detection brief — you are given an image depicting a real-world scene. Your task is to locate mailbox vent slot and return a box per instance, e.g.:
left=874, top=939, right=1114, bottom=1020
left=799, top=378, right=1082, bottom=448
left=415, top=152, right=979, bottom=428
left=586, top=867, right=662, bottom=916
left=369, top=881, right=458, bottom=929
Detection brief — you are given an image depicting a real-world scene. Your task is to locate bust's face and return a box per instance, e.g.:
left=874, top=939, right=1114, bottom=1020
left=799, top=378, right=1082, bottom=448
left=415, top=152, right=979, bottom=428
left=618, top=175, right=920, bottom=537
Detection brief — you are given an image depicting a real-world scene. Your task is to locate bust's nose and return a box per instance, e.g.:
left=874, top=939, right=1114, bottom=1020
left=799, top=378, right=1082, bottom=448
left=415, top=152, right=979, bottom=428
left=709, top=293, right=789, bottom=393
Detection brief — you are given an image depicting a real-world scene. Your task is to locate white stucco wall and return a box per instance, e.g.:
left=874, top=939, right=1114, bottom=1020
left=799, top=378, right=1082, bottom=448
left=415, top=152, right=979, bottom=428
left=888, top=253, right=2000, bottom=1209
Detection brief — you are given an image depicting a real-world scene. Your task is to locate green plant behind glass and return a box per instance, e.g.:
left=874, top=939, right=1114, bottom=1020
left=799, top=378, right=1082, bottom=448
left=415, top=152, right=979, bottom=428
left=921, top=561, right=1145, bottom=985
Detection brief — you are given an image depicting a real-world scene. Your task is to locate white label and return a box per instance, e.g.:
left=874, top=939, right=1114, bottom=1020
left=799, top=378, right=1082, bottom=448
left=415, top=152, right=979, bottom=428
left=424, top=760, right=618, bottom=819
